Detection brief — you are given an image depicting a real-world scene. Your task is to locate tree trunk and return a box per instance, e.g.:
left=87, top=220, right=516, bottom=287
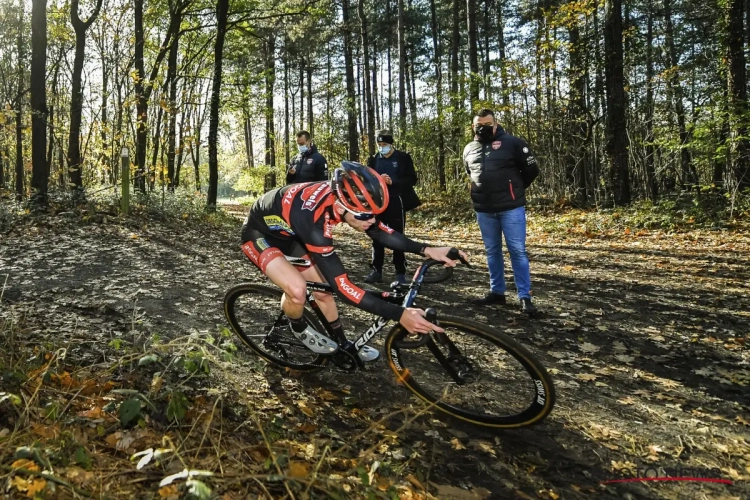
left=307, top=61, right=313, bottom=137
left=15, top=4, right=24, bottom=201
left=663, top=0, right=695, bottom=189
left=387, top=0, right=393, bottom=126
left=207, top=0, right=229, bottom=209
left=645, top=0, right=657, bottom=199
left=284, top=42, right=290, bottom=166
left=593, top=1, right=605, bottom=118
left=264, top=33, right=276, bottom=168
left=67, top=0, right=104, bottom=193
left=604, top=0, right=630, bottom=205
left=449, top=0, right=461, bottom=150
left=134, top=0, right=147, bottom=192
left=429, top=0, right=446, bottom=190
left=466, top=0, right=480, bottom=104
left=727, top=0, right=749, bottom=188
left=567, top=20, right=587, bottom=205
left=342, top=0, right=359, bottom=160
left=30, top=0, right=48, bottom=205
left=372, top=40, right=380, bottom=128
left=482, top=0, right=490, bottom=101
left=166, top=16, right=181, bottom=191
left=244, top=115, right=255, bottom=168
left=397, top=0, right=407, bottom=133
left=359, top=0, right=375, bottom=156
left=175, top=106, right=189, bottom=186
left=497, top=0, right=509, bottom=119
left=134, top=0, right=179, bottom=193
left=150, top=102, right=163, bottom=189
left=299, top=58, right=304, bottom=130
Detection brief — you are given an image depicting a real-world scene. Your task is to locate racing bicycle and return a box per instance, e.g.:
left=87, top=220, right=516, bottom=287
left=223, top=249, right=555, bottom=428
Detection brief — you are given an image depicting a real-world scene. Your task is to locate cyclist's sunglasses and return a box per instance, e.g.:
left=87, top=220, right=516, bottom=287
left=346, top=208, right=375, bottom=221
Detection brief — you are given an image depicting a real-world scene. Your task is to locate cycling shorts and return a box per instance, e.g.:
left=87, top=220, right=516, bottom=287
left=240, top=226, right=312, bottom=274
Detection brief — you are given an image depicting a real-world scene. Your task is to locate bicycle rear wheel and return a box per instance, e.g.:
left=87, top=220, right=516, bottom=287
left=419, top=265, right=454, bottom=284
left=224, top=283, right=329, bottom=372
left=385, top=315, right=555, bottom=428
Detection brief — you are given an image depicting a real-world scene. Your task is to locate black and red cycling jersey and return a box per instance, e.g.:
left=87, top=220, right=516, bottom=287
left=240, top=181, right=426, bottom=321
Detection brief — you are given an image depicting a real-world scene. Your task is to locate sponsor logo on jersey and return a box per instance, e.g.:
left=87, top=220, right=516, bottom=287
left=240, top=241, right=259, bottom=263
left=527, top=156, right=537, bottom=165
left=256, top=238, right=270, bottom=250
left=323, top=212, right=334, bottom=238
left=492, top=140, right=502, bottom=150
left=301, top=183, right=330, bottom=211
left=306, top=158, right=313, bottom=164
left=378, top=222, right=395, bottom=234
left=282, top=183, right=304, bottom=207
left=263, top=215, right=294, bottom=234
left=335, top=274, right=364, bottom=303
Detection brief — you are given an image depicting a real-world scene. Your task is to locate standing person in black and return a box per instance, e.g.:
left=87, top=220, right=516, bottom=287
left=286, top=131, right=328, bottom=184
left=364, top=130, right=421, bottom=284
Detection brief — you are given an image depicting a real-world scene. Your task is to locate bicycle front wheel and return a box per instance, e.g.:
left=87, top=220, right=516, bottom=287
left=385, top=315, right=555, bottom=428
left=224, top=283, right=329, bottom=373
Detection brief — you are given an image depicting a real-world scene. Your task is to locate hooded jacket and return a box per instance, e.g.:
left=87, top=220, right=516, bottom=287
left=462, top=126, right=539, bottom=213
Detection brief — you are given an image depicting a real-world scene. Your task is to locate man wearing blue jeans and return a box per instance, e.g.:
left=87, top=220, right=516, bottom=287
left=463, top=109, right=540, bottom=314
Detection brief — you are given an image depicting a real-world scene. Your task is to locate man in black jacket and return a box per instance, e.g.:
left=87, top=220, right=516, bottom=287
left=463, top=109, right=540, bottom=314
left=364, top=129, right=421, bottom=284
left=286, top=131, right=328, bottom=184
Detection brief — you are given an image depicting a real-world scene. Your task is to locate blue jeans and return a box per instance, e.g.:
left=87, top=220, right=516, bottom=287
left=476, top=207, right=531, bottom=299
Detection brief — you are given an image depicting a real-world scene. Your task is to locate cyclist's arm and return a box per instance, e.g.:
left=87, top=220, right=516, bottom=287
left=308, top=245, right=404, bottom=321
left=366, top=222, right=426, bottom=255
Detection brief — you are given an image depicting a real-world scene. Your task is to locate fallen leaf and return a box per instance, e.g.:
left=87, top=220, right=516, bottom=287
left=406, top=474, right=425, bottom=491
left=296, top=423, right=318, bottom=433
left=158, top=484, right=179, bottom=499
left=11, top=459, right=40, bottom=472
left=431, top=483, right=491, bottom=499
left=78, top=406, right=103, bottom=418
left=615, top=354, right=635, bottom=364
left=470, top=440, right=496, bottom=456
left=576, top=374, right=598, bottom=382
left=735, top=416, right=750, bottom=427
left=579, top=343, right=600, bottom=354
left=450, top=437, right=466, bottom=450
left=289, top=461, right=309, bottom=478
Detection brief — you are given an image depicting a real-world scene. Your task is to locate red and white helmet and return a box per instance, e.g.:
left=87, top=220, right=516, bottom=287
left=331, top=161, right=389, bottom=216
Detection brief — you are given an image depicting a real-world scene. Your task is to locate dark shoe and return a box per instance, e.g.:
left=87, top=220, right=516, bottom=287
left=395, top=274, right=407, bottom=285
left=364, top=270, right=383, bottom=283
left=471, top=292, right=506, bottom=306
left=520, top=298, right=538, bottom=315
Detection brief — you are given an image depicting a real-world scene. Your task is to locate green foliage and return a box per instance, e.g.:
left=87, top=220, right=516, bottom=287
left=167, top=391, right=190, bottom=423
left=119, top=398, right=143, bottom=427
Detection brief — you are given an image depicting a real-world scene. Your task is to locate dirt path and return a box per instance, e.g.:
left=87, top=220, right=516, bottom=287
left=1, top=212, right=748, bottom=499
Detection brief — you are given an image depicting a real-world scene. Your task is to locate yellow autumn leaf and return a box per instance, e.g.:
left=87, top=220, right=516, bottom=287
left=11, top=459, right=40, bottom=472
left=450, top=437, right=466, bottom=450
left=288, top=461, right=310, bottom=478
left=25, top=478, right=47, bottom=497
left=158, top=484, right=179, bottom=498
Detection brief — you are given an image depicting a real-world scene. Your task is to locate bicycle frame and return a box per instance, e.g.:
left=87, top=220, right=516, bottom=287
left=301, top=261, right=438, bottom=366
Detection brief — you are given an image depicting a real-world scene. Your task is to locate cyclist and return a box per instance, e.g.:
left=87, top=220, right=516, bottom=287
left=240, top=161, right=468, bottom=362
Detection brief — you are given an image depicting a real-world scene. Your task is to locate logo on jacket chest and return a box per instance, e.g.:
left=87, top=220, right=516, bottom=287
left=492, top=140, right=502, bottom=150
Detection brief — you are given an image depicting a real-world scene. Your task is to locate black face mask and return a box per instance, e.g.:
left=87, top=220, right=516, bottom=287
left=474, top=124, right=494, bottom=142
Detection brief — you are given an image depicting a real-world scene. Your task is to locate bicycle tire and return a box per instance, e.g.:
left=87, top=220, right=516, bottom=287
left=384, top=315, right=555, bottom=428
left=224, top=283, right=329, bottom=372
left=419, top=265, right=454, bottom=284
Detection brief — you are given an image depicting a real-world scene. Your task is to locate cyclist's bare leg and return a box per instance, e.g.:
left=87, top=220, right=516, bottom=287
left=299, top=265, right=338, bottom=322
left=262, top=256, right=308, bottom=320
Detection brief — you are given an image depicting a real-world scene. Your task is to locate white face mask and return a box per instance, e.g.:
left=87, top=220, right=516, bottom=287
left=298, top=144, right=309, bottom=154
left=379, top=145, right=391, bottom=155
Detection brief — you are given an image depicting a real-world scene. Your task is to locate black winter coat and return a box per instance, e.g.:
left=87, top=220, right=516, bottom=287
left=286, top=145, right=328, bottom=184
left=462, top=126, right=539, bottom=213
left=367, top=149, right=422, bottom=212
